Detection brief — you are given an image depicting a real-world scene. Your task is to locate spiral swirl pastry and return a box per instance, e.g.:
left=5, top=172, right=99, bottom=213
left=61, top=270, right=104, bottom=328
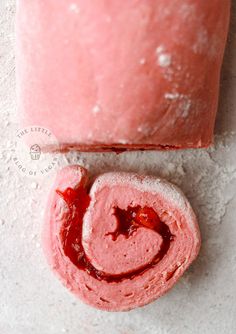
left=44, top=165, right=200, bottom=311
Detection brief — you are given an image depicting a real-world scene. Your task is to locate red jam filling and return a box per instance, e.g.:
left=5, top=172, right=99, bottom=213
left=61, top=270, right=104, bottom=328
left=56, top=187, right=174, bottom=282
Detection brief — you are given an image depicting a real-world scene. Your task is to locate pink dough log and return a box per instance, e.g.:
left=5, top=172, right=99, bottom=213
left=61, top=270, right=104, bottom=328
left=43, top=166, right=201, bottom=311
left=16, top=1, right=230, bottom=151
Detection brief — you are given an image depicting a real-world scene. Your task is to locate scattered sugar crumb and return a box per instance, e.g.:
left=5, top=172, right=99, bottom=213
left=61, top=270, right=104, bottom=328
left=87, top=132, right=93, bottom=140
left=139, top=58, right=146, bottom=65
left=31, top=182, right=38, bottom=189
left=177, top=165, right=185, bottom=176
left=118, top=139, right=128, bottom=145
left=155, top=45, right=164, bottom=54
left=137, top=125, right=152, bottom=135
left=166, top=163, right=175, bottom=173
left=181, top=99, right=192, bottom=117
left=69, top=3, right=80, bottom=14
left=92, top=105, right=101, bottom=114
left=158, top=54, right=172, bottom=68
left=6, top=140, right=12, bottom=149
left=164, top=93, right=192, bottom=117
left=165, top=93, right=180, bottom=100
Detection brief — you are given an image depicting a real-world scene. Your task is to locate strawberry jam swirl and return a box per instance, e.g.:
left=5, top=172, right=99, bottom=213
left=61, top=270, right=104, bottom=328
left=56, top=187, right=174, bottom=283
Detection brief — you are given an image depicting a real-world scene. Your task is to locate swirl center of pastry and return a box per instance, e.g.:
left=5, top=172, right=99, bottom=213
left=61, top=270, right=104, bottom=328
left=56, top=187, right=174, bottom=282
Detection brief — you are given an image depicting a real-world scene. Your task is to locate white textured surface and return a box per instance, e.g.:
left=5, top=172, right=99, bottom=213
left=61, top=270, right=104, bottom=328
left=0, top=1, right=236, bottom=333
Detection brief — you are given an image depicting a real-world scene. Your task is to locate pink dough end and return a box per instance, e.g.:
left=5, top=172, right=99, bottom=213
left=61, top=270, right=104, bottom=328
left=16, top=1, right=230, bottom=151
left=43, top=166, right=201, bottom=311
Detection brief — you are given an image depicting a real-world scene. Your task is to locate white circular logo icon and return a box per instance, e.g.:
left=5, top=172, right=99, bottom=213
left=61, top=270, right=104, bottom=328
left=12, top=126, right=60, bottom=178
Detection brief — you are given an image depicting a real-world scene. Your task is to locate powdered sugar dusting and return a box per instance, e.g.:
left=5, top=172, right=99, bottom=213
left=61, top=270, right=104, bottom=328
left=117, top=139, right=129, bottom=145
left=179, top=3, right=196, bottom=20
left=137, top=124, right=152, bottom=135
left=156, top=45, right=164, bottom=54
left=192, top=21, right=219, bottom=58
left=92, top=104, right=101, bottom=114
left=69, top=3, right=80, bottom=14
left=87, top=132, right=93, bottom=140
left=89, top=172, right=195, bottom=225
left=193, top=27, right=209, bottom=54
left=158, top=54, right=172, bottom=68
left=139, top=58, right=146, bottom=65
left=180, top=99, right=191, bottom=118
left=165, top=93, right=192, bottom=117
left=165, top=93, right=180, bottom=100
left=155, top=45, right=172, bottom=68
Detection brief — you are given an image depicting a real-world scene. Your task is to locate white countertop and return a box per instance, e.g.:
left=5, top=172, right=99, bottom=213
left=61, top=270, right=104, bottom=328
left=0, top=1, right=236, bottom=333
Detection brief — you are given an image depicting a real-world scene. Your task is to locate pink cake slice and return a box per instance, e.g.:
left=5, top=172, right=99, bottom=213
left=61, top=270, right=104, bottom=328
left=16, top=1, right=230, bottom=151
left=43, top=166, right=201, bottom=311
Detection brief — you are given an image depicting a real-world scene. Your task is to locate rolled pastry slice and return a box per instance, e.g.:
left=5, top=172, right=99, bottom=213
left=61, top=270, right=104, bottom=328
left=44, top=166, right=201, bottom=311
left=16, top=1, right=230, bottom=151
